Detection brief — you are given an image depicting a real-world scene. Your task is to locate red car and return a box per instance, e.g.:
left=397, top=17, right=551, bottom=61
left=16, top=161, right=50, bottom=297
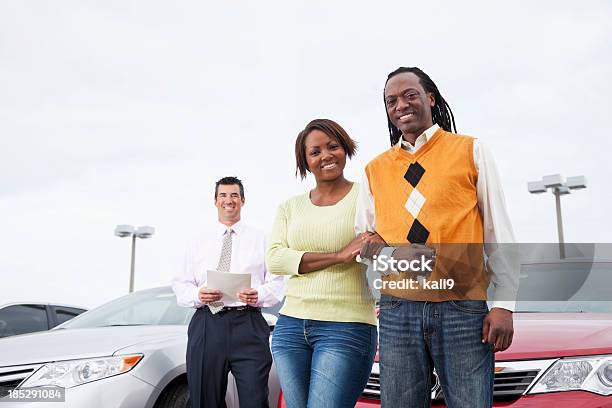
left=279, top=260, right=612, bottom=407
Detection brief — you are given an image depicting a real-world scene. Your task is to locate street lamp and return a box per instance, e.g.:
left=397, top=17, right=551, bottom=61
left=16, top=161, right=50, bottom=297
left=114, top=224, right=155, bottom=293
left=527, top=174, right=587, bottom=259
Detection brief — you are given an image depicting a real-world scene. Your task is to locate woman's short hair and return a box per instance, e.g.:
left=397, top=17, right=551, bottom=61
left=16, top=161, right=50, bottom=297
left=294, top=119, right=357, bottom=179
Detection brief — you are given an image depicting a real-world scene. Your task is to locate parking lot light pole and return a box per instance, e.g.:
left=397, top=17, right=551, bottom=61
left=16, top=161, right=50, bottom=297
left=527, top=174, right=587, bottom=259
left=114, top=225, right=155, bottom=293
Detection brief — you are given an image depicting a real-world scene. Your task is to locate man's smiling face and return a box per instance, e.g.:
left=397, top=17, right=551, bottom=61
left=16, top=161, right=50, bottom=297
left=384, top=72, right=435, bottom=140
left=215, top=184, right=244, bottom=221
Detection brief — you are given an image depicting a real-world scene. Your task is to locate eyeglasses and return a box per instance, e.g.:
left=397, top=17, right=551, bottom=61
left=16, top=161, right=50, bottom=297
left=385, top=91, right=422, bottom=108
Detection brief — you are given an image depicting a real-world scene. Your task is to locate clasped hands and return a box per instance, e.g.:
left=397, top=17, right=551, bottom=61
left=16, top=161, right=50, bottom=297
left=338, top=231, right=435, bottom=269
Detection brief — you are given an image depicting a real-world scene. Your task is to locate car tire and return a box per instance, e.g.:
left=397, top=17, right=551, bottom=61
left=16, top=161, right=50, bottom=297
left=155, top=382, right=190, bottom=408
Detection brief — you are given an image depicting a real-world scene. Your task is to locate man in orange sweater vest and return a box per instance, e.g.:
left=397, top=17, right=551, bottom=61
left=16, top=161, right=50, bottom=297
left=356, top=67, right=519, bottom=407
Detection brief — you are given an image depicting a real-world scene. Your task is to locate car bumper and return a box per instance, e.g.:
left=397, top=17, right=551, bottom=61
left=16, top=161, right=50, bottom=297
left=356, top=391, right=612, bottom=407
left=7, top=373, right=158, bottom=408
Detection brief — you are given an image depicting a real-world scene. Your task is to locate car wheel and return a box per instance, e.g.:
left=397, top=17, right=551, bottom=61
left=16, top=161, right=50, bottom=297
left=155, top=382, right=190, bottom=408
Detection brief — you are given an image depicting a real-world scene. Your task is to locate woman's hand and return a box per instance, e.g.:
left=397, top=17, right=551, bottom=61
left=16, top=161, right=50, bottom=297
left=298, top=233, right=383, bottom=273
left=336, top=233, right=369, bottom=263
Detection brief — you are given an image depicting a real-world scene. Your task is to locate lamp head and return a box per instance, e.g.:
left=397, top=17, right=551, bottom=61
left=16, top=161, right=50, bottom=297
left=135, top=226, right=155, bottom=239
left=114, top=224, right=135, bottom=238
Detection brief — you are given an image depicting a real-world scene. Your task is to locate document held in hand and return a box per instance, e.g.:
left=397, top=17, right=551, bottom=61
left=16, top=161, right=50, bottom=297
left=206, top=270, right=251, bottom=302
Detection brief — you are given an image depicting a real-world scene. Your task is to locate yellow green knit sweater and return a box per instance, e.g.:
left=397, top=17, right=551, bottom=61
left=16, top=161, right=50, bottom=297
left=266, top=183, right=376, bottom=325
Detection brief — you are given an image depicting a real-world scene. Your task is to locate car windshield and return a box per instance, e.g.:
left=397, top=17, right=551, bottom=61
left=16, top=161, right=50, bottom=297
left=511, top=260, right=612, bottom=313
left=58, top=287, right=195, bottom=329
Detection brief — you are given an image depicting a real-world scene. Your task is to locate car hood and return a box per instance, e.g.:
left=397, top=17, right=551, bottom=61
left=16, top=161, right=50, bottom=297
left=0, top=326, right=186, bottom=367
left=497, top=313, right=612, bottom=360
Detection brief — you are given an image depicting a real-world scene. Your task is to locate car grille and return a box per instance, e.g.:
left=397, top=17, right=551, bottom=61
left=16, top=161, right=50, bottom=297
left=361, top=361, right=550, bottom=401
left=362, top=366, right=441, bottom=400
left=362, top=371, right=380, bottom=398
left=0, top=364, right=42, bottom=398
left=493, top=369, right=539, bottom=398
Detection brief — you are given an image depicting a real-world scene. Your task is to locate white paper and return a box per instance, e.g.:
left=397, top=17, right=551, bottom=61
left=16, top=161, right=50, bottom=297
left=206, top=270, right=251, bottom=302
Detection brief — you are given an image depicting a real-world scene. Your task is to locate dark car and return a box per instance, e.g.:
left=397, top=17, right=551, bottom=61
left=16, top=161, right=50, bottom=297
left=0, top=302, right=87, bottom=338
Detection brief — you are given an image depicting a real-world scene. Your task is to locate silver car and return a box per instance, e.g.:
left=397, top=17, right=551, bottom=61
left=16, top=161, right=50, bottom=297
left=0, top=286, right=280, bottom=407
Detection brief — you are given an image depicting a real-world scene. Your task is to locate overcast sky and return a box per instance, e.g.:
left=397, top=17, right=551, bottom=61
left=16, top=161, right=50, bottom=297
left=1, top=1, right=611, bottom=309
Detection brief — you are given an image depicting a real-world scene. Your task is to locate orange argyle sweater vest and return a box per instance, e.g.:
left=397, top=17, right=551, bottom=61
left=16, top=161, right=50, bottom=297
left=365, top=128, right=488, bottom=301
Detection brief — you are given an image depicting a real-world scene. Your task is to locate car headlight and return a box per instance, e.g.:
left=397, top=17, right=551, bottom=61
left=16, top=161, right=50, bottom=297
left=20, top=354, right=143, bottom=389
left=528, top=355, right=612, bottom=396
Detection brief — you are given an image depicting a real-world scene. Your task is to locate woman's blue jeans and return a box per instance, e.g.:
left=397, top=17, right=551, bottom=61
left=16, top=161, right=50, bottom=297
left=271, top=314, right=377, bottom=408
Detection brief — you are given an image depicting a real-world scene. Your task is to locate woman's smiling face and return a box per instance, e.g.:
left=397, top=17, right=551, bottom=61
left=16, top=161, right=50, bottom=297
left=304, top=129, right=346, bottom=182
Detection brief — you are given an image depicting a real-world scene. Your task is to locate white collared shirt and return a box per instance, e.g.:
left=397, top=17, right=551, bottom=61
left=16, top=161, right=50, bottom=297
left=172, top=220, right=286, bottom=308
left=356, top=124, right=519, bottom=312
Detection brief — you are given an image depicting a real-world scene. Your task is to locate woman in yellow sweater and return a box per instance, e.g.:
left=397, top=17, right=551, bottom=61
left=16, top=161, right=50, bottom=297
left=267, top=119, right=377, bottom=408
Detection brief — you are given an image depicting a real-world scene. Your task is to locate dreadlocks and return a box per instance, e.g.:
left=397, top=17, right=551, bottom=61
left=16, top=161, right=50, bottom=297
left=384, top=67, right=457, bottom=146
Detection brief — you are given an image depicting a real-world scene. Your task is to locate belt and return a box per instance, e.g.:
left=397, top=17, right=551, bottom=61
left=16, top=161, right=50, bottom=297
left=219, top=305, right=261, bottom=313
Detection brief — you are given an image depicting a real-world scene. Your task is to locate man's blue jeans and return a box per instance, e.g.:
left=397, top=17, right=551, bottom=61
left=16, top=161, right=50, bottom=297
left=379, top=295, right=494, bottom=408
left=271, top=314, right=377, bottom=408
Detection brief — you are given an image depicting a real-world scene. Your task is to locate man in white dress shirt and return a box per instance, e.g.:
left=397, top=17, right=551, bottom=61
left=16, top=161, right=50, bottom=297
left=172, top=176, right=285, bottom=408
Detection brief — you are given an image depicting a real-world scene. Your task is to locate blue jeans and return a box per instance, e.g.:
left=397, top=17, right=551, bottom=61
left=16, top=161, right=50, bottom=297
left=379, top=295, right=494, bottom=408
left=271, top=315, right=377, bottom=408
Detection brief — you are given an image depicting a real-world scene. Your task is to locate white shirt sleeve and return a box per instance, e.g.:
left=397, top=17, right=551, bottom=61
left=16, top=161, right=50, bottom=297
left=171, top=241, right=204, bottom=308
left=255, top=236, right=286, bottom=307
left=475, top=140, right=520, bottom=312
left=256, top=273, right=286, bottom=308
left=355, top=172, right=376, bottom=234
left=354, top=173, right=377, bottom=265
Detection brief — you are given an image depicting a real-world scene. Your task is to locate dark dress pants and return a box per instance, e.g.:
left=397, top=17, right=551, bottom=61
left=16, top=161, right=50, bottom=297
left=186, top=307, right=272, bottom=408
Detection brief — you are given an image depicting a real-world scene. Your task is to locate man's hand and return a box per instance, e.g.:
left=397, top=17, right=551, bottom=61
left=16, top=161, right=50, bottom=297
left=198, top=287, right=222, bottom=304
left=362, top=231, right=387, bottom=245
left=238, top=288, right=258, bottom=305
left=358, top=231, right=387, bottom=260
left=482, top=308, right=514, bottom=352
